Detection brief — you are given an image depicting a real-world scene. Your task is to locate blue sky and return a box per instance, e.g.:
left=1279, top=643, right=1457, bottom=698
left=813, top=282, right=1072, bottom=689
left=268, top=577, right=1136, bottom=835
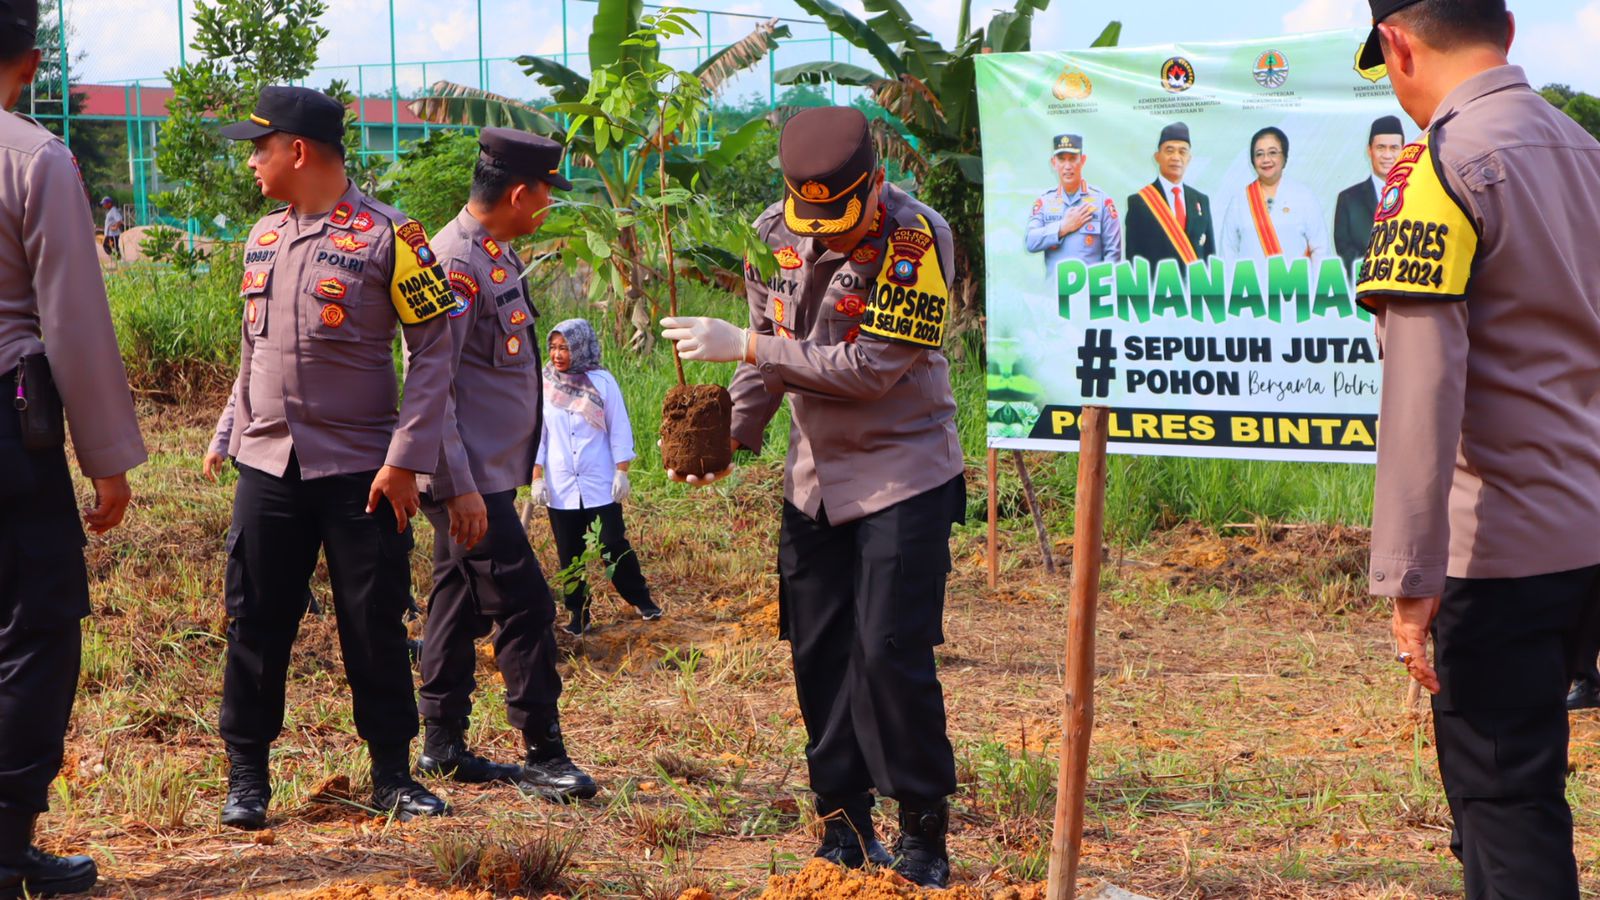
left=66, top=0, right=1599, bottom=97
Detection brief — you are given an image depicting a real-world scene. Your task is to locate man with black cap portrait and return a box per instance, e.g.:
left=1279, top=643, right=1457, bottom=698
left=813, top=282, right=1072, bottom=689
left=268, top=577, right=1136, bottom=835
left=205, top=84, right=458, bottom=830
left=0, top=0, right=146, bottom=895
left=409, top=127, right=597, bottom=804
left=1024, top=133, right=1121, bottom=281
left=659, top=106, right=965, bottom=888
left=1124, top=121, right=1215, bottom=267
left=1357, top=1, right=1600, bottom=896
left=1332, top=115, right=1405, bottom=269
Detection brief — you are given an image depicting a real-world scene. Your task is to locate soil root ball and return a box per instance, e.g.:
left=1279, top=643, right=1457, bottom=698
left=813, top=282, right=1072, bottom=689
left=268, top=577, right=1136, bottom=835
left=660, top=383, right=733, bottom=477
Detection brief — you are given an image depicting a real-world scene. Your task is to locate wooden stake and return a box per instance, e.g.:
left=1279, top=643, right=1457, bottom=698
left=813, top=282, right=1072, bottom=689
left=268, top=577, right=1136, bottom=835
left=987, top=447, right=999, bottom=589
left=1012, top=449, right=1056, bottom=574
left=1046, top=406, right=1109, bottom=900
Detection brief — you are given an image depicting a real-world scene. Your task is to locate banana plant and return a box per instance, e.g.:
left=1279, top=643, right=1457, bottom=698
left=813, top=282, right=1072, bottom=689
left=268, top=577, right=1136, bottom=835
left=772, top=0, right=1120, bottom=345
left=408, top=0, right=787, bottom=351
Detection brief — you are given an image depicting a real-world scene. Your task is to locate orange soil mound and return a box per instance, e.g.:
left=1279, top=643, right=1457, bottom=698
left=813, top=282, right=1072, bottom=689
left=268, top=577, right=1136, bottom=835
left=758, top=858, right=1044, bottom=900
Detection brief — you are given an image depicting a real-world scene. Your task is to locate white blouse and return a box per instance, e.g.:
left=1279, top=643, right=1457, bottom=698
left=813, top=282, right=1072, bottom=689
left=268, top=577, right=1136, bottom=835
left=536, top=369, right=636, bottom=510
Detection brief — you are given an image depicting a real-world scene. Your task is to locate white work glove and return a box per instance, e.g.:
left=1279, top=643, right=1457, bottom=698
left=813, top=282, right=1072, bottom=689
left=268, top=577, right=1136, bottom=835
left=531, top=477, right=548, bottom=507
left=612, top=469, right=631, bottom=503
left=661, top=316, right=748, bottom=363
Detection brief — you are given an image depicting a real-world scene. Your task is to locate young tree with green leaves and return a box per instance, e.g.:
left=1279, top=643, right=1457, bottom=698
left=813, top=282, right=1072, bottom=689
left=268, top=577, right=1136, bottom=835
left=156, top=0, right=365, bottom=235
left=409, top=0, right=786, bottom=352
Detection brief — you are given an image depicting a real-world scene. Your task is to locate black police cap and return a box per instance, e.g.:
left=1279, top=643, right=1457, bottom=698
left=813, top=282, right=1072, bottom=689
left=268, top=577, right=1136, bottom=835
left=1359, top=0, right=1427, bottom=70
left=479, top=127, right=572, bottom=191
left=778, top=107, right=878, bottom=236
left=0, top=0, right=36, bottom=41
left=220, top=86, right=346, bottom=145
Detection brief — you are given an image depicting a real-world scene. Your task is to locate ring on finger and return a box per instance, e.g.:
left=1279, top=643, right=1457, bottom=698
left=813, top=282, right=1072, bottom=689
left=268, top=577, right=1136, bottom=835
left=1396, top=651, right=1414, bottom=665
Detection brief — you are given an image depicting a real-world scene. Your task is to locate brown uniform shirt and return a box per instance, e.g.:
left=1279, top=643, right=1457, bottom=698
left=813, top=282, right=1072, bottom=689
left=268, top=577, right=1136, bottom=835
left=213, top=181, right=456, bottom=479
left=419, top=207, right=542, bottom=500
left=1359, top=66, right=1600, bottom=596
left=0, top=110, right=145, bottom=478
left=730, top=184, right=963, bottom=525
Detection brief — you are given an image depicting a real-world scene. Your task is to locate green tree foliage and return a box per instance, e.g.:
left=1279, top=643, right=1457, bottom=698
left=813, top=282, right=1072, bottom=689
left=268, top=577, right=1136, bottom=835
left=409, top=0, right=788, bottom=352
left=155, top=0, right=360, bottom=235
left=775, top=0, right=1120, bottom=338
left=382, top=129, right=479, bottom=232
left=1542, top=83, right=1600, bottom=141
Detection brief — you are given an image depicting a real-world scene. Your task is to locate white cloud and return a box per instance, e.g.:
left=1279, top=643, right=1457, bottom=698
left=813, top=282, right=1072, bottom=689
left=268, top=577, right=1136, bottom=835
left=1281, top=0, right=1366, bottom=33
left=1515, top=0, right=1600, bottom=88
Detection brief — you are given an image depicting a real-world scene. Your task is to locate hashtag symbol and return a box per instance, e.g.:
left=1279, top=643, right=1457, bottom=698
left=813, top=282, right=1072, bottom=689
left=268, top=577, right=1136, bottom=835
left=1075, top=329, right=1117, bottom=398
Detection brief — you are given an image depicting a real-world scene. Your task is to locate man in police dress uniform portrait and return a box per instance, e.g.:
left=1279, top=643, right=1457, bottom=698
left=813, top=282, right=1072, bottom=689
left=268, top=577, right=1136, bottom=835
left=1024, top=133, right=1121, bottom=284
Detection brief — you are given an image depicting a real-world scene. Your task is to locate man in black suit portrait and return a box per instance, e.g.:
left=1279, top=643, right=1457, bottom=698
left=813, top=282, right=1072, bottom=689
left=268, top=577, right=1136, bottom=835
left=1333, top=114, right=1406, bottom=269
left=1124, top=122, right=1215, bottom=267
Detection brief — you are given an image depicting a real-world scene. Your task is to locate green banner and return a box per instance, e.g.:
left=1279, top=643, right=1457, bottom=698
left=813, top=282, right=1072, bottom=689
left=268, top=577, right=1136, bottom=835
left=976, top=29, right=1404, bottom=463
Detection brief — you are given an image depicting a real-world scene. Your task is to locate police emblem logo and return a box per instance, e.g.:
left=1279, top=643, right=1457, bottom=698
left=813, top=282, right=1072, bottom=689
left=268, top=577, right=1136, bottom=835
left=890, top=258, right=918, bottom=285
left=482, top=237, right=503, bottom=259
left=799, top=181, right=830, bottom=202
left=1105, top=198, right=1119, bottom=220
left=490, top=267, right=508, bottom=284
left=246, top=299, right=258, bottom=324
left=851, top=245, right=880, bottom=265
left=1253, top=49, right=1288, bottom=89
left=1085, top=235, right=1096, bottom=247
left=351, top=211, right=375, bottom=232
left=395, top=220, right=439, bottom=267
left=835, top=295, right=866, bottom=317
left=252, top=271, right=268, bottom=289
left=843, top=325, right=860, bottom=343
left=239, top=272, right=252, bottom=293
left=774, top=246, right=803, bottom=269
left=1161, top=57, right=1196, bottom=93
left=447, top=270, right=479, bottom=298
left=315, top=277, right=348, bottom=300
left=1376, top=183, right=1406, bottom=222
left=1052, top=67, right=1093, bottom=101
left=257, top=230, right=280, bottom=246
left=329, top=232, right=369, bottom=253
left=330, top=203, right=354, bottom=226
left=448, top=293, right=471, bottom=318
left=505, top=334, right=522, bottom=356
left=320, top=303, right=347, bottom=328
left=509, top=309, right=528, bottom=326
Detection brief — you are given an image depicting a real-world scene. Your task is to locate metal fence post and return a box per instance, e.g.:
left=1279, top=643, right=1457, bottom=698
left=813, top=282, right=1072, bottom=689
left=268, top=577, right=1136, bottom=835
left=55, top=0, right=68, bottom=147
left=388, top=0, right=399, bottom=161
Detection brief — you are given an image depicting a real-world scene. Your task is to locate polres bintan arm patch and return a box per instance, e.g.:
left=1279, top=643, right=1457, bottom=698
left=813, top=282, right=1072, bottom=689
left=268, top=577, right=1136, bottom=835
left=1355, top=133, right=1478, bottom=310
left=861, top=214, right=949, bottom=348
left=389, top=220, right=455, bottom=324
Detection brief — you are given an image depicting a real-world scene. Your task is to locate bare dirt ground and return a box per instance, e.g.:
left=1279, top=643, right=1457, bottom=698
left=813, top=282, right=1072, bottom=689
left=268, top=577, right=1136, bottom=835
left=40, top=405, right=1600, bottom=898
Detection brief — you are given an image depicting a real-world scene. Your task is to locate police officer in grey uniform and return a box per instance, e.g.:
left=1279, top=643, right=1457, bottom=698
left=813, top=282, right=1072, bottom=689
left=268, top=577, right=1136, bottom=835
left=1024, top=134, right=1121, bottom=280
left=0, top=1, right=146, bottom=894
left=208, top=86, right=456, bottom=829
left=662, top=107, right=965, bottom=888
left=412, top=128, right=597, bottom=802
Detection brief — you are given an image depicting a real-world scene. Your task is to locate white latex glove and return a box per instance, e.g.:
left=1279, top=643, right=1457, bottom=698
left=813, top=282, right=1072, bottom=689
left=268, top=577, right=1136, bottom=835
left=612, top=469, right=632, bottom=503
left=661, top=316, right=747, bottom=363
left=531, top=477, right=549, bottom=507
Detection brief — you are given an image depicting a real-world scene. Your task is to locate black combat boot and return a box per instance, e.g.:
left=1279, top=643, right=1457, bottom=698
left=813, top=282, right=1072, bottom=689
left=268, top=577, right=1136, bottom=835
left=892, top=799, right=951, bottom=888
left=813, top=793, right=892, bottom=869
left=0, top=814, right=97, bottom=899
left=220, top=745, right=271, bottom=831
left=517, top=720, right=598, bottom=802
left=416, top=718, right=521, bottom=783
left=371, top=746, right=451, bottom=821
left=1568, top=676, right=1600, bottom=710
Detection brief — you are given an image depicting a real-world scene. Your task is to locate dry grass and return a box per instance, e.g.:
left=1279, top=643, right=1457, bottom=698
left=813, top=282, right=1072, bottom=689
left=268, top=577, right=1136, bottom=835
left=42, top=401, right=1600, bottom=898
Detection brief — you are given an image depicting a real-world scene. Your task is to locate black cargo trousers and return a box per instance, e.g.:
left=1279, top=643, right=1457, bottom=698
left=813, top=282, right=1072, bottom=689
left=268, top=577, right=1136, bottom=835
left=0, top=390, right=89, bottom=823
